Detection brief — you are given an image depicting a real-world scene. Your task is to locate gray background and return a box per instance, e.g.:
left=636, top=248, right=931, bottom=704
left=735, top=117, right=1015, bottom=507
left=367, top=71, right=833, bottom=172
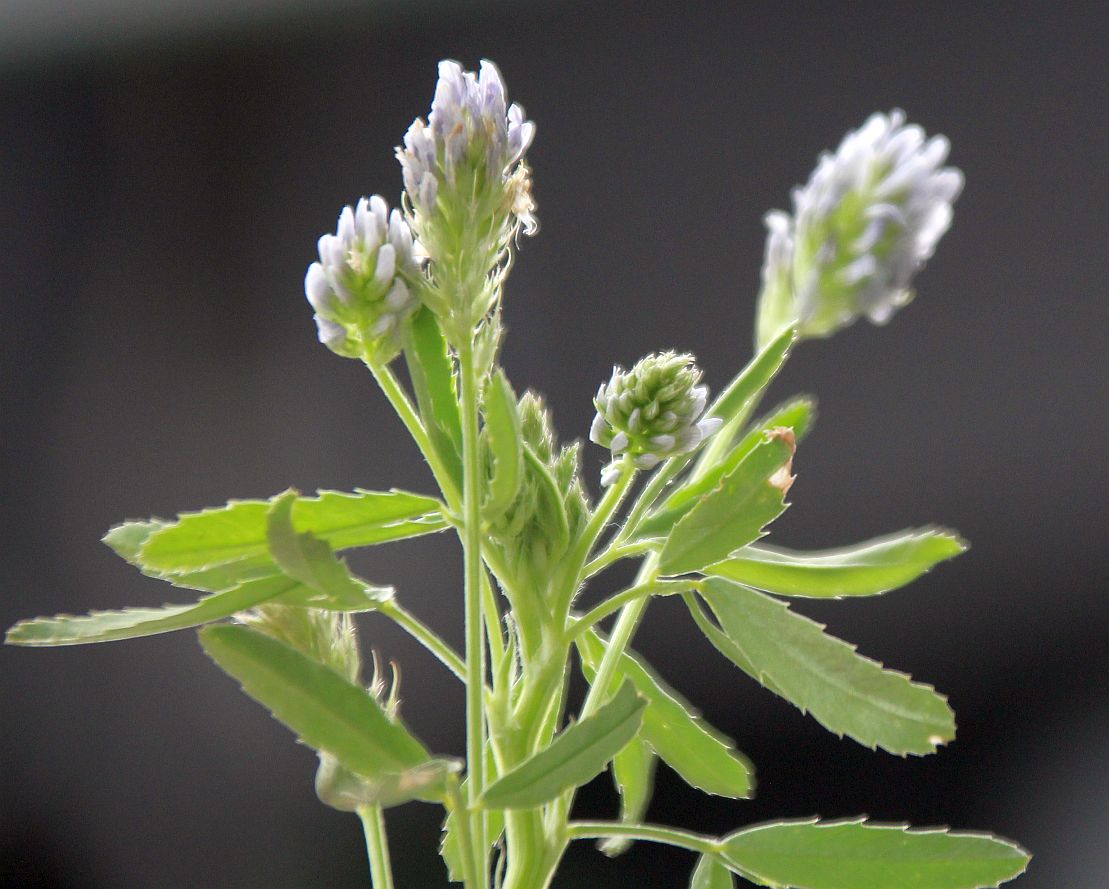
left=1, top=1, right=1106, bottom=886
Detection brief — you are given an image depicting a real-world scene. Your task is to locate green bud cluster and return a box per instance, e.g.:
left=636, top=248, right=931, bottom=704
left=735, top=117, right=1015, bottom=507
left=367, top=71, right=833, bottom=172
left=590, top=352, right=722, bottom=484
left=241, top=604, right=361, bottom=684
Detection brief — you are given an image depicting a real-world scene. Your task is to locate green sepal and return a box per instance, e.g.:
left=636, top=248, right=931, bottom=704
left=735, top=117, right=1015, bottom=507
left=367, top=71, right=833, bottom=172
left=704, top=528, right=965, bottom=598
left=481, top=369, right=523, bottom=522
left=658, top=430, right=796, bottom=577
left=138, top=489, right=446, bottom=575
left=691, top=855, right=735, bottom=889
left=578, top=629, right=754, bottom=799
left=199, top=623, right=433, bottom=781
left=599, top=738, right=656, bottom=856
left=638, top=397, right=812, bottom=541
left=266, top=490, right=393, bottom=611
left=405, top=308, right=463, bottom=490
left=5, top=574, right=302, bottom=646
left=694, top=578, right=955, bottom=755
left=480, top=682, right=646, bottom=809
left=720, top=818, right=1030, bottom=889
left=315, top=752, right=460, bottom=811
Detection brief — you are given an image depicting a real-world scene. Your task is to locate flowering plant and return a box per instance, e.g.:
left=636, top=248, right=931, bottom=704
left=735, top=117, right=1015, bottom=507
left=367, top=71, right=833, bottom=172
left=7, top=61, right=1029, bottom=889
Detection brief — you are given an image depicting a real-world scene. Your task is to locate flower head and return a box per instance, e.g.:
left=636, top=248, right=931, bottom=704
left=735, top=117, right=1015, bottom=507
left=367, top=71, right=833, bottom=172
left=304, top=195, right=422, bottom=363
left=397, top=60, right=536, bottom=338
left=757, top=110, right=963, bottom=343
left=590, top=352, right=722, bottom=484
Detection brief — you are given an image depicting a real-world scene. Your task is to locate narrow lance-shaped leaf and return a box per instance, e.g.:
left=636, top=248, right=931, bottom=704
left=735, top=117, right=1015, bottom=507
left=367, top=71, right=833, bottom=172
left=481, top=369, right=523, bottom=521
left=721, top=819, right=1031, bottom=889
left=599, top=738, right=657, bottom=857
left=638, top=397, right=813, bottom=540
left=708, top=325, right=797, bottom=430
left=405, top=308, right=463, bottom=488
left=705, top=528, right=966, bottom=598
left=265, top=491, right=393, bottom=611
left=691, top=855, right=735, bottom=889
left=139, top=488, right=446, bottom=574
left=696, top=578, right=955, bottom=755
left=5, top=574, right=301, bottom=647
left=659, top=429, right=796, bottom=577
left=481, top=682, right=646, bottom=810
left=578, top=629, right=754, bottom=799
left=199, top=624, right=434, bottom=785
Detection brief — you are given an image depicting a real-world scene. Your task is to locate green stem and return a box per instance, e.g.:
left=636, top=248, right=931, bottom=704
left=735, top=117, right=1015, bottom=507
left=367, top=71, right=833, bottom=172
left=458, top=342, right=489, bottom=889
left=357, top=805, right=396, bottom=889
left=577, top=552, right=659, bottom=719
left=582, top=538, right=658, bottom=579
left=368, top=361, right=462, bottom=509
left=566, top=579, right=689, bottom=642
left=565, top=821, right=721, bottom=856
left=379, top=601, right=466, bottom=681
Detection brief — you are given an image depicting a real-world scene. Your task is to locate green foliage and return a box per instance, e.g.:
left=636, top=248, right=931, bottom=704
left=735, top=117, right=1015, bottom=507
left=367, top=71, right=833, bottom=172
left=481, top=682, right=645, bottom=809
left=720, top=820, right=1030, bottom=889
left=693, top=578, right=955, bottom=755
left=705, top=529, right=965, bottom=598
left=658, top=430, right=796, bottom=576
left=6, top=70, right=1026, bottom=889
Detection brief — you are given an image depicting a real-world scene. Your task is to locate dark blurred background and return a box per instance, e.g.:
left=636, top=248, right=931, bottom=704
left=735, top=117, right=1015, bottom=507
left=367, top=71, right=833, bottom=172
left=1, top=1, right=1105, bottom=887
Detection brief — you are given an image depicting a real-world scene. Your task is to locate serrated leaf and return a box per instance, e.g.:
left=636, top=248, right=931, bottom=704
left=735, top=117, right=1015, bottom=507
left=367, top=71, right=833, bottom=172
left=697, top=578, right=955, bottom=755
left=405, top=308, right=463, bottom=489
left=705, top=529, right=966, bottom=598
left=266, top=491, right=392, bottom=610
left=200, top=624, right=431, bottom=779
left=578, top=629, right=754, bottom=799
left=599, top=738, right=656, bottom=856
left=639, top=397, right=812, bottom=541
left=721, top=819, right=1030, bottom=889
left=481, top=682, right=646, bottom=809
left=482, top=370, right=522, bottom=521
left=315, top=752, right=460, bottom=811
left=5, top=574, right=301, bottom=646
left=691, top=855, right=735, bottom=889
left=139, top=489, right=445, bottom=574
left=659, top=431, right=796, bottom=577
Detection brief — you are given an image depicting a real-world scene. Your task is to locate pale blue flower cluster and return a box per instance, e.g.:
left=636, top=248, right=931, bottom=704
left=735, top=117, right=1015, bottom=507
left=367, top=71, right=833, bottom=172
left=590, top=352, right=723, bottom=484
left=398, top=60, right=536, bottom=234
left=758, top=110, right=963, bottom=342
left=304, top=195, right=422, bottom=361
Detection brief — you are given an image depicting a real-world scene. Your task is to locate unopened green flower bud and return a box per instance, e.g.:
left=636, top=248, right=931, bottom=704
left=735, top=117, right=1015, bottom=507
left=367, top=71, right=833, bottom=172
left=590, top=352, right=722, bottom=485
left=756, top=110, right=963, bottom=345
left=242, top=604, right=361, bottom=684
left=305, top=195, right=422, bottom=364
left=397, top=60, right=536, bottom=338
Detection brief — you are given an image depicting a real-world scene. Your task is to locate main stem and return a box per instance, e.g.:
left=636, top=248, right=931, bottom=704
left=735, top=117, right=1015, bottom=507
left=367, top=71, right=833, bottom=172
left=458, top=341, right=489, bottom=889
left=358, top=805, right=396, bottom=889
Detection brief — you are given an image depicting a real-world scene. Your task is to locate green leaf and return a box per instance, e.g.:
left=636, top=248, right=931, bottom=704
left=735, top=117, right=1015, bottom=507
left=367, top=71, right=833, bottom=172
left=405, top=308, right=463, bottom=489
left=578, top=629, right=754, bottom=799
left=659, top=431, right=796, bottom=577
left=315, top=752, right=460, bottom=811
left=5, top=574, right=301, bottom=646
left=721, top=819, right=1030, bottom=889
left=705, top=529, right=966, bottom=598
left=265, top=491, right=392, bottom=610
left=696, top=578, right=955, bottom=755
left=638, top=397, right=813, bottom=541
left=481, top=682, right=646, bottom=809
left=139, top=489, right=445, bottom=574
left=482, top=369, right=523, bottom=521
left=711, top=325, right=797, bottom=426
left=691, top=855, right=735, bottom=889
left=599, top=738, right=656, bottom=857
left=199, top=624, right=432, bottom=779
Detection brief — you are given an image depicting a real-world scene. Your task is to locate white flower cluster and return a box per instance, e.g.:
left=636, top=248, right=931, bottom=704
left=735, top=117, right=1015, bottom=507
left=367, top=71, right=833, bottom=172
left=304, top=195, right=422, bottom=362
left=590, top=352, right=722, bottom=484
left=758, top=110, right=963, bottom=342
left=398, top=60, right=536, bottom=233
